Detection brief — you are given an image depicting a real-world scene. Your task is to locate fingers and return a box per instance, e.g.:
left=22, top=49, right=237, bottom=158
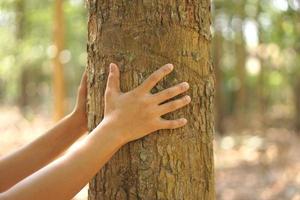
left=152, top=82, right=189, bottom=104
left=106, top=63, right=121, bottom=93
left=137, top=63, right=173, bottom=93
left=157, top=95, right=191, bottom=116
left=159, top=118, right=188, bottom=129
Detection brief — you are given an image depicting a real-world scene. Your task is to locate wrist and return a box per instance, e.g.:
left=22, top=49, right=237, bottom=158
left=95, top=117, right=128, bottom=146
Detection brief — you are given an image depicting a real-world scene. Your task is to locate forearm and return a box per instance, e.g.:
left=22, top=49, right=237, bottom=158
left=0, top=112, right=87, bottom=192
left=1, top=120, right=124, bottom=200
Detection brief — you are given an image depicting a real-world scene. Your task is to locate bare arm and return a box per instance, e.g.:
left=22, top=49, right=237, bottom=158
left=0, top=72, right=88, bottom=192
left=0, top=63, right=190, bottom=199
left=0, top=120, right=124, bottom=200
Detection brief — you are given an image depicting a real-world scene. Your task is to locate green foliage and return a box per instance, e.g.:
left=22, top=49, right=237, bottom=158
left=213, top=0, right=300, bottom=117
left=0, top=0, right=87, bottom=108
left=0, top=0, right=299, bottom=117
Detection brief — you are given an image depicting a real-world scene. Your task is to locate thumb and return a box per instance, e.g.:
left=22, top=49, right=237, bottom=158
left=78, top=70, right=87, bottom=95
left=106, top=63, right=120, bottom=93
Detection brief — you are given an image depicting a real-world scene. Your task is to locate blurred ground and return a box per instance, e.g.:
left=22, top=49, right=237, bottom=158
left=0, top=106, right=299, bottom=200
left=215, top=115, right=300, bottom=200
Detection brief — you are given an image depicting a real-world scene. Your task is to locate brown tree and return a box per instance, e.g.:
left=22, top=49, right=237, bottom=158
left=86, top=1, right=215, bottom=199
left=233, top=0, right=247, bottom=126
left=294, top=78, right=300, bottom=132
left=213, top=21, right=225, bottom=135
left=15, top=0, right=28, bottom=108
left=53, top=0, right=66, bottom=121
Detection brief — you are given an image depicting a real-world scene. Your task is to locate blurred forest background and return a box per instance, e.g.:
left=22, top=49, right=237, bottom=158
left=0, top=0, right=299, bottom=199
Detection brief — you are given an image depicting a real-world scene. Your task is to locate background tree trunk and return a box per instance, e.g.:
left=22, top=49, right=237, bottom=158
left=294, top=79, right=300, bottom=132
left=53, top=0, right=66, bottom=121
left=234, top=36, right=246, bottom=120
left=86, top=1, right=215, bottom=199
left=233, top=0, right=246, bottom=128
left=213, top=31, right=225, bottom=135
left=15, top=0, right=28, bottom=108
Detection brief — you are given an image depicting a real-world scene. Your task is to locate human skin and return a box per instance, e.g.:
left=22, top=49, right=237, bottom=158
left=0, top=71, right=89, bottom=192
left=0, top=63, right=191, bottom=200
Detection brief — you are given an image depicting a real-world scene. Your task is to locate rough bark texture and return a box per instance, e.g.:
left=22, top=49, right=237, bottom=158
left=86, top=1, right=215, bottom=199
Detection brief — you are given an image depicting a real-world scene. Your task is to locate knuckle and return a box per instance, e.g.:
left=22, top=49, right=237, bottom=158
left=173, top=87, right=180, bottom=93
left=169, top=121, right=176, bottom=127
left=169, top=120, right=178, bottom=128
left=140, top=97, right=153, bottom=109
left=149, top=119, right=157, bottom=128
left=165, top=89, right=173, bottom=97
left=141, top=98, right=150, bottom=107
left=130, top=90, right=140, bottom=98
left=151, top=73, right=160, bottom=82
left=176, top=86, right=182, bottom=93
left=161, top=66, right=169, bottom=73
left=148, top=109, right=157, bottom=118
left=169, top=102, right=178, bottom=110
left=142, top=110, right=156, bottom=122
left=157, top=121, right=166, bottom=130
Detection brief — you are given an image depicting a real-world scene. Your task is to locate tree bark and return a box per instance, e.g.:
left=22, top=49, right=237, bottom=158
left=86, top=1, right=215, bottom=199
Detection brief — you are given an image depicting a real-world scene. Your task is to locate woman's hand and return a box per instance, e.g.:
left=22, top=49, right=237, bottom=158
left=71, top=70, right=88, bottom=132
left=101, top=63, right=191, bottom=144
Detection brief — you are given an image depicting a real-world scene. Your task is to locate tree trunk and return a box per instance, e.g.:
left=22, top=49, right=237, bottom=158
left=15, top=0, right=28, bottom=108
left=294, top=79, right=300, bottom=132
left=213, top=31, right=225, bottom=135
left=255, top=2, right=266, bottom=127
left=234, top=5, right=246, bottom=127
left=86, top=1, right=215, bottom=199
left=293, top=9, right=300, bottom=133
left=235, top=35, right=246, bottom=119
left=53, top=0, right=66, bottom=121
left=19, top=68, right=29, bottom=107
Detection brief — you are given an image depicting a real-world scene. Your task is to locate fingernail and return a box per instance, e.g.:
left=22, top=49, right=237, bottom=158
left=168, top=64, right=174, bottom=70
left=182, top=82, right=189, bottom=89
left=109, top=63, right=114, bottom=72
left=185, top=95, right=191, bottom=102
left=182, top=118, right=187, bottom=124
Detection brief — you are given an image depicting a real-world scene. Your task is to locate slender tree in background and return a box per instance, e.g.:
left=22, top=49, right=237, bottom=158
left=293, top=11, right=300, bottom=132
left=295, top=78, right=300, bottom=132
left=255, top=2, right=267, bottom=125
left=15, top=0, right=28, bottom=107
left=213, top=11, right=225, bottom=134
left=86, top=1, right=215, bottom=199
left=53, top=0, right=66, bottom=121
left=234, top=0, right=246, bottom=126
